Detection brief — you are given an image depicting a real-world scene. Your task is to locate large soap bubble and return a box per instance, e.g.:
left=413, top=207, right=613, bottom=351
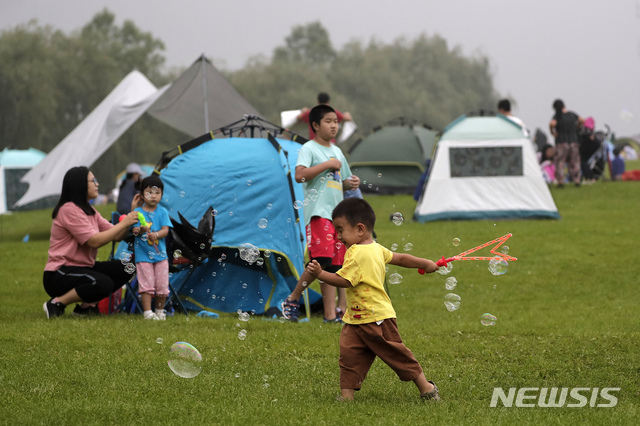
left=488, top=256, right=508, bottom=275
left=239, top=243, right=260, bottom=265
left=444, top=293, right=461, bottom=312
left=167, top=342, right=202, bottom=378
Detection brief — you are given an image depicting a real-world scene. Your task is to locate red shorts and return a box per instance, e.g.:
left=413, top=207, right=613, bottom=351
left=306, top=217, right=345, bottom=266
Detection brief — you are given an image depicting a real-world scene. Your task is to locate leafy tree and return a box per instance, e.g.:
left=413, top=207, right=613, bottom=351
left=231, top=22, right=500, bottom=140
left=273, top=21, right=336, bottom=65
left=0, top=10, right=184, bottom=189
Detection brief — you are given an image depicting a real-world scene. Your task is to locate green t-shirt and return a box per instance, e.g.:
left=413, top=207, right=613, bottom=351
left=296, top=140, right=352, bottom=225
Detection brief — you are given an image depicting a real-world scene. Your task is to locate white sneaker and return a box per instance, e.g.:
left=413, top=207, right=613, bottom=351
left=143, top=311, right=157, bottom=320
left=155, top=310, right=166, bottom=321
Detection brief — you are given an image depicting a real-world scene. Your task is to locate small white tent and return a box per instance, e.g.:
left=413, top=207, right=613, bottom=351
left=0, top=148, right=47, bottom=214
left=413, top=113, right=560, bottom=222
left=15, top=55, right=260, bottom=208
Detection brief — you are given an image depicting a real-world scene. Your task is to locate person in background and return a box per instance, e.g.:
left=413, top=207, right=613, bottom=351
left=297, top=93, right=353, bottom=141
left=611, top=147, right=625, bottom=181
left=538, top=144, right=556, bottom=184
left=549, top=99, right=584, bottom=187
left=497, top=99, right=529, bottom=137
left=43, top=166, right=141, bottom=318
left=117, top=163, right=144, bottom=215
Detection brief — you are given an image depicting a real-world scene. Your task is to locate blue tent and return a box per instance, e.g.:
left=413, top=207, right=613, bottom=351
left=157, top=131, right=319, bottom=315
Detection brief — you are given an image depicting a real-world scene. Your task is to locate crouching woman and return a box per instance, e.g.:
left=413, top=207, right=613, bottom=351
left=43, top=166, right=141, bottom=318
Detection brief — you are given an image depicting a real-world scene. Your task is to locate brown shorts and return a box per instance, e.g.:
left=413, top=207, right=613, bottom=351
left=339, top=318, right=423, bottom=390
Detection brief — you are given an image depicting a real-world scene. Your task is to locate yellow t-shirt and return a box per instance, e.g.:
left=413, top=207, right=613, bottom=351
left=336, top=243, right=396, bottom=324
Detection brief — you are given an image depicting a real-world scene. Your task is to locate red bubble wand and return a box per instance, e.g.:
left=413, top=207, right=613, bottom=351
left=419, top=233, right=517, bottom=274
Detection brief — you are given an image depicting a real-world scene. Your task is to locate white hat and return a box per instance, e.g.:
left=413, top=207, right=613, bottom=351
left=126, top=163, right=143, bottom=175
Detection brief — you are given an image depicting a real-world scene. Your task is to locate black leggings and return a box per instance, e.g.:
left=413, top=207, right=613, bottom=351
left=43, top=260, right=134, bottom=304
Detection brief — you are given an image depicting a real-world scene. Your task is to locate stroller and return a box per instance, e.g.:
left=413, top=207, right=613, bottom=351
left=579, top=118, right=610, bottom=181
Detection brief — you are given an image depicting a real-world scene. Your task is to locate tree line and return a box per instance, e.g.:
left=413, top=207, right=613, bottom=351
left=0, top=10, right=500, bottom=187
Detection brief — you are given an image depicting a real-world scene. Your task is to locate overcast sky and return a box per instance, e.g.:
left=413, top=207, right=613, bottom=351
left=2, top=0, right=639, bottom=138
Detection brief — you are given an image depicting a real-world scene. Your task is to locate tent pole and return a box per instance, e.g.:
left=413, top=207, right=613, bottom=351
left=201, top=55, right=210, bottom=132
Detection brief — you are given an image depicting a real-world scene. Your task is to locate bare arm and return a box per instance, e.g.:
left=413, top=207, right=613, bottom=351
left=342, top=111, right=353, bottom=122
left=307, top=260, right=352, bottom=288
left=295, top=159, right=341, bottom=183
left=86, top=211, right=139, bottom=248
left=549, top=119, right=558, bottom=138
left=389, top=253, right=438, bottom=273
left=148, top=225, right=170, bottom=245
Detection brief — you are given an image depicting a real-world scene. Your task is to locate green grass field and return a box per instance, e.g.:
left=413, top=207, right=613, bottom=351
left=1, top=178, right=639, bottom=425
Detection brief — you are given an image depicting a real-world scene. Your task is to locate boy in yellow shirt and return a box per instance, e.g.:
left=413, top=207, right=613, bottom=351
left=306, top=197, right=441, bottom=402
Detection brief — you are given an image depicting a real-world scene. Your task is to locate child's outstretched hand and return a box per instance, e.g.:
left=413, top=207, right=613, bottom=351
left=306, top=260, right=322, bottom=278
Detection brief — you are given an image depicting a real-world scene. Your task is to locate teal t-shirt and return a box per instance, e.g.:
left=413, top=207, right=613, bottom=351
left=296, top=140, right=352, bottom=225
left=132, top=206, right=173, bottom=263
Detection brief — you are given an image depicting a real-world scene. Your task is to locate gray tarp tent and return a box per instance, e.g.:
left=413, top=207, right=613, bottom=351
left=16, top=55, right=260, bottom=207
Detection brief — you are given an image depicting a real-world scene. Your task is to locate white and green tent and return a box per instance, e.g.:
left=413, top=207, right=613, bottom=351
left=413, top=113, right=560, bottom=222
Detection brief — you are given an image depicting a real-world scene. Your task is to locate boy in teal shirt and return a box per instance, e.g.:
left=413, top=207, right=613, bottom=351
left=282, top=104, right=360, bottom=322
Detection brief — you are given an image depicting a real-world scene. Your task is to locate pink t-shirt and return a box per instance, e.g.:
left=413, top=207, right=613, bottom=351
left=45, top=202, right=113, bottom=271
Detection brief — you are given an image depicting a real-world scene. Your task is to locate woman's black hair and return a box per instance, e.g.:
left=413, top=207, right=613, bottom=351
left=52, top=166, right=95, bottom=219
left=552, top=99, right=565, bottom=121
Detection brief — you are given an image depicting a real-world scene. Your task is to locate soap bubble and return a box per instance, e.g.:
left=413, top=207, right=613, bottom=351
left=238, top=329, right=247, bottom=340
left=241, top=283, right=248, bottom=289
left=293, top=200, right=303, bottom=210
left=239, top=243, right=260, bottom=264
left=444, top=293, right=461, bottom=312
left=179, top=191, right=186, bottom=198
left=263, top=250, right=271, bottom=258
left=436, top=262, right=453, bottom=275
left=173, top=249, right=182, bottom=259
left=403, top=243, right=413, bottom=252
left=308, top=189, right=319, bottom=201
left=212, top=209, right=218, bottom=217
left=488, top=256, right=508, bottom=275
left=388, top=273, right=403, bottom=285
left=391, top=212, right=404, bottom=226
left=390, top=243, right=398, bottom=251
left=199, top=243, right=206, bottom=250
left=235, top=373, right=241, bottom=378
left=445, top=277, right=457, bottom=290
left=124, top=263, right=136, bottom=274
left=238, top=311, right=250, bottom=321
left=452, top=238, right=461, bottom=246
left=258, top=218, right=268, bottom=229
left=377, top=173, right=382, bottom=178
left=501, top=245, right=509, bottom=254
left=156, top=337, right=164, bottom=345
left=246, top=180, right=252, bottom=186
left=481, top=313, right=497, bottom=326
left=256, top=258, right=264, bottom=266
left=167, top=342, right=202, bottom=378
left=266, top=203, right=273, bottom=210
